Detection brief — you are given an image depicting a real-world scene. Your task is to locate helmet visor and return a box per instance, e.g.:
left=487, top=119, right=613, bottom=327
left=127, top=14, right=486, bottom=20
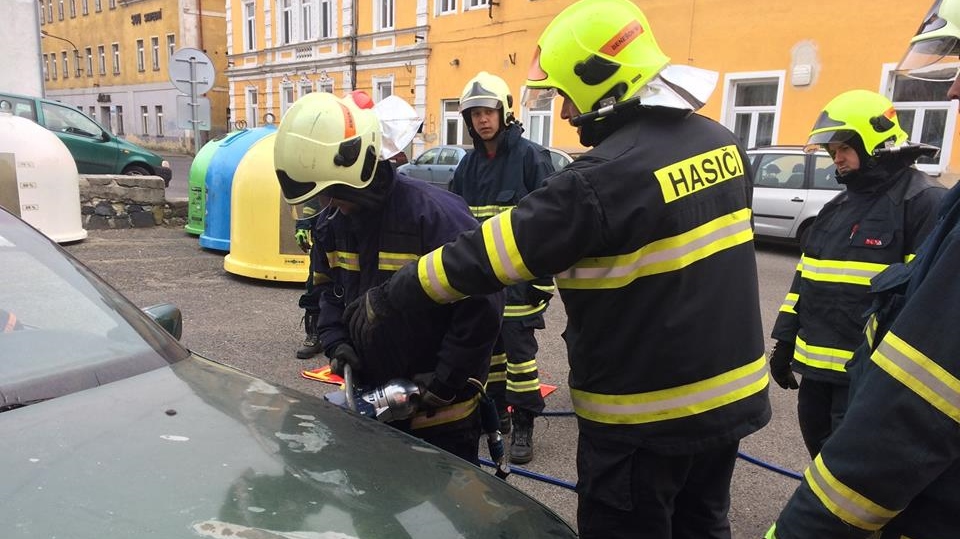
left=803, top=130, right=856, bottom=154
left=521, top=87, right=558, bottom=110
left=896, top=36, right=960, bottom=81
left=458, top=98, right=502, bottom=113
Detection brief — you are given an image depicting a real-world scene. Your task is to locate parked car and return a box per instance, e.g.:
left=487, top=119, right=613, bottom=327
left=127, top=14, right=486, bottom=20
left=747, top=145, right=842, bottom=247
left=0, top=206, right=577, bottom=538
left=0, top=92, right=172, bottom=186
left=398, top=144, right=575, bottom=190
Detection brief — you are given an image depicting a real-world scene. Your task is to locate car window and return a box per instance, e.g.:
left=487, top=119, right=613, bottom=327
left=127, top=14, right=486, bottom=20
left=755, top=154, right=806, bottom=189
left=437, top=148, right=461, bottom=165
left=0, top=210, right=187, bottom=411
left=41, top=101, right=103, bottom=138
left=812, top=155, right=842, bottom=190
left=415, top=148, right=440, bottom=165
left=549, top=150, right=572, bottom=171
left=0, top=96, right=37, bottom=122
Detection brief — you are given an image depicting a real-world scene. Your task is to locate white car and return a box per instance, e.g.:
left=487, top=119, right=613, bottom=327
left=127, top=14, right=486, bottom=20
left=747, top=145, right=843, bottom=247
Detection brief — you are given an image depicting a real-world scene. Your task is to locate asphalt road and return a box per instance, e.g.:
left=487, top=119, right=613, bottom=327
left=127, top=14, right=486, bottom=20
left=63, top=219, right=807, bottom=538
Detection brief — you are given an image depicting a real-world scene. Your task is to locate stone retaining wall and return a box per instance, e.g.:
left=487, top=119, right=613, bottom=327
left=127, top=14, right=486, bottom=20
left=79, top=174, right=187, bottom=229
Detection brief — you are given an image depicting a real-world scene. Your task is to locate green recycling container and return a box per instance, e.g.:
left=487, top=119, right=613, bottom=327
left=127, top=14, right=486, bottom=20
left=184, top=135, right=228, bottom=235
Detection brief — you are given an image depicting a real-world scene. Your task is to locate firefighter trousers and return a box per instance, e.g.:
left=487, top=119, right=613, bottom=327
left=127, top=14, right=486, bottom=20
left=486, top=319, right=546, bottom=416
left=797, top=378, right=849, bottom=458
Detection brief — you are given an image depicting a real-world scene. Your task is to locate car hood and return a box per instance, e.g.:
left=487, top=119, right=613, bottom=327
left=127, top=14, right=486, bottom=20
left=0, top=355, right=576, bottom=538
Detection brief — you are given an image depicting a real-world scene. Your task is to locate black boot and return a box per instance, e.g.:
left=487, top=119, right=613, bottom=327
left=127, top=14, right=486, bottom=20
left=296, top=313, right=322, bottom=359
left=510, top=409, right=535, bottom=464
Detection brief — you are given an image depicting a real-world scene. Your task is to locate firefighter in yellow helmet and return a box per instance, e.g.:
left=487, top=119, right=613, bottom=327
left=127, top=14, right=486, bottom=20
left=275, top=92, right=503, bottom=465
left=768, top=2, right=960, bottom=538
left=344, top=0, right=771, bottom=536
left=768, top=90, right=945, bottom=459
left=451, top=71, right=556, bottom=465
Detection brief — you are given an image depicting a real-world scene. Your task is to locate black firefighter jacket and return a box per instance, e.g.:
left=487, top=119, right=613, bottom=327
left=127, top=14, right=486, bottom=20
left=312, top=170, right=504, bottom=431
left=771, top=166, right=945, bottom=385
left=383, top=108, right=771, bottom=453
left=450, top=123, right=557, bottom=322
left=771, top=180, right=960, bottom=539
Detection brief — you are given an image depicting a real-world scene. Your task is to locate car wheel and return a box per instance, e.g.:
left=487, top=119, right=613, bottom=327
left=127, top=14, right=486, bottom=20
left=123, top=164, right=151, bottom=176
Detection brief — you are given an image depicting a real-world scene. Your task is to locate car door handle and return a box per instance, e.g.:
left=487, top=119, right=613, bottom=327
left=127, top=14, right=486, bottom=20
left=791, top=197, right=804, bottom=202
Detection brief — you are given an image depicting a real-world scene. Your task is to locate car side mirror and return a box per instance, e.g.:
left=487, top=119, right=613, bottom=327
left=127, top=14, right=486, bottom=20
left=100, top=131, right=111, bottom=142
left=142, top=303, right=183, bottom=340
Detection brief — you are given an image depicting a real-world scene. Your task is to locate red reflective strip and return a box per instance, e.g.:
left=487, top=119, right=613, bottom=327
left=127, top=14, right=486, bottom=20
left=599, top=20, right=643, bottom=57
left=338, top=102, right=356, bottom=139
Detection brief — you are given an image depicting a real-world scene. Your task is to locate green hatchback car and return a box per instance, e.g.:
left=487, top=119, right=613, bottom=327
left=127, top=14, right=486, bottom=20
left=0, top=92, right=172, bottom=186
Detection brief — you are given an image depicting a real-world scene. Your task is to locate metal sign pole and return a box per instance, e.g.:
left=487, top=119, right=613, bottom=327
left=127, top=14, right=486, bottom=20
left=189, top=57, right=200, bottom=155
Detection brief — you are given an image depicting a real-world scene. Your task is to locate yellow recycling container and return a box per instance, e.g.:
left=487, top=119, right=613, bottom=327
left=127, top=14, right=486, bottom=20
left=223, top=133, right=309, bottom=282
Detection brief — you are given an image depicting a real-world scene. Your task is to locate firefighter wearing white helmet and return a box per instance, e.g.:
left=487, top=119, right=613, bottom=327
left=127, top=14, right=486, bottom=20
left=768, top=2, right=960, bottom=538
left=343, top=1, right=770, bottom=536
left=274, top=92, right=504, bottom=466
left=451, top=71, right=555, bottom=465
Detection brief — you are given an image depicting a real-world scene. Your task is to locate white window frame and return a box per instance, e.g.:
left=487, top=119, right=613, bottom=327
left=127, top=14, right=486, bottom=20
left=436, top=0, right=455, bottom=16
left=300, top=0, right=315, bottom=41
left=166, top=34, right=175, bottom=58
left=279, top=0, right=294, bottom=45
left=374, top=78, right=393, bottom=102
left=317, top=79, right=333, bottom=93
left=115, top=104, right=124, bottom=135
left=155, top=105, right=164, bottom=137
left=280, top=83, right=296, bottom=116
left=466, top=0, right=488, bottom=9
left=150, top=36, right=160, bottom=71
left=243, top=1, right=257, bottom=52
left=135, top=39, right=144, bottom=72
left=43, top=55, right=49, bottom=81
left=720, top=70, right=785, bottom=149
left=51, top=55, right=58, bottom=80
left=62, top=51, right=69, bottom=79
left=112, top=43, right=120, bottom=74
left=85, top=47, right=93, bottom=77
left=374, top=0, right=394, bottom=31
left=246, top=87, right=259, bottom=128
left=880, top=63, right=957, bottom=175
left=140, top=105, right=149, bottom=135
left=441, top=99, right=468, bottom=145
left=319, top=0, right=333, bottom=38
left=520, top=86, right=553, bottom=147
left=98, top=45, right=105, bottom=75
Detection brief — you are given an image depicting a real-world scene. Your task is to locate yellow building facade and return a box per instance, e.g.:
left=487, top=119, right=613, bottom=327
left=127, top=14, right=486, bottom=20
left=39, top=0, right=229, bottom=146
left=228, top=0, right=957, bottom=179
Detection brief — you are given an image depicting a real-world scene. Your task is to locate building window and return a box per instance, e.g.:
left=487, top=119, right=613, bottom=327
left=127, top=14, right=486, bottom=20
left=722, top=72, right=784, bottom=149
left=281, top=84, right=296, bottom=116
left=319, top=0, right=332, bottom=38
left=112, top=43, right=120, bottom=74
left=136, top=39, right=144, bottom=72
left=43, top=54, right=49, bottom=81
left=98, top=45, right=105, bottom=75
left=140, top=105, right=149, bottom=135
left=882, top=65, right=958, bottom=174
left=69, top=0, right=75, bottom=17
left=243, top=2, right=256, bottom=52
left=46, top=0, right=52, bottom=22
left=57, top=0, right=63, bottom=20
left=466, top=0, right=487, bottom=8
left=38, top=0, right=44, bottom=25
left=375, top=0, right=393, bottom=31
left=151, top=36, right=160, bottom=71
left=62, top=51, right=69, bottom=79
left=115, top=105, right=124, bottom=135
left=94, top=0, right=100, bottom=12
left=109, top=0, right=115, bottom=8
left=279, top=0, right=294, bottom=45
left=522, top=89, right=553, bottom=147
left=85, top=47, right=93, bottom=76
left=74, top=50, right=81, bottom=77
left=155, top=105, right=164, bottom=137
left=317, top=79, right=332, bottom=93
left=301, top=0, right=315, bottom=41
left=51, top=55, right=58, bottom=80
left=167, top=34, right=175, bottom=58
left=375, top=79, right=393, bottom=102
left=442, top=99, right=469, bottom=145
left=246, top=87, right=259, bottom=128
left=81, top=0, right=87, bottom=15
left=437, top=0, right=455, bottom=15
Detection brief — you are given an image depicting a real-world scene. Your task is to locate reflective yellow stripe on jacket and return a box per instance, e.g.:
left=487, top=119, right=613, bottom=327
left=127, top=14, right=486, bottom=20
left=794, top=335, right=854, bottom=372
left=326, top=250, right=419, bottom=272
left=800, top=256, right=889, bottom=286
left=469, top=205, right=513, bottom=221
left=779, top=292, right=798, bottom=315
left=570, top=356, right=768, bottom=424
left=555, top=208, right=754, bottom=289
left=872, top=331, right=960, bottom=424
left=327, top=250, right=360, bottom=271
left=410, top=394, right=480, bottom=430
left=504, top=303, right=548, bottom=317
left=804, top=454, right=899, bottom=531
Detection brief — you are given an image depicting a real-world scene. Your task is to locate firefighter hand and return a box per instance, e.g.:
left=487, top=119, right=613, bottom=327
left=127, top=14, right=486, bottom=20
left=343, top=285, right=396, bottom=356
left=769, top=340, right=798, bottom=390
left=294, top=229, right=311, bottom=253
left=413, top=373, right=456, bottom=410
left=327, top=342, right=361, bottom=377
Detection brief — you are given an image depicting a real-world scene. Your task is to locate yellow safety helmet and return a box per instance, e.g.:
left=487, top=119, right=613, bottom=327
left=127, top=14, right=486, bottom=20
left=524, top=0, right=669, bottom=117
left=804, top=90, right=908, bottom=156
left=898, top=0, right=960, bottom=81
left=274, top=92, right=381, bottom=205
left=459, top=71, right=514, bottom=126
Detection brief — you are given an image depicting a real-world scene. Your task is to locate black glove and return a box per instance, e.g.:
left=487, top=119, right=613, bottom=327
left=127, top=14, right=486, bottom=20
left=343, top=285, right=397, bottom=356
left=412, top=373, right=456, bottom=411
left=527, top=283, right=554, bottom=306
left=327, top=342, right=361, bottom=376
left=769, top=340, right=799, bottom=390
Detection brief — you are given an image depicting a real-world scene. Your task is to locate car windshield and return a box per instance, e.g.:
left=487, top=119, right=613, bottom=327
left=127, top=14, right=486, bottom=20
left=0, top=210, right=188, bottom=411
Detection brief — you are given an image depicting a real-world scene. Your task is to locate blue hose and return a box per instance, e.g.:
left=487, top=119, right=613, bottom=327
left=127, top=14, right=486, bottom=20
left=498, top=409, right=804, bottom=486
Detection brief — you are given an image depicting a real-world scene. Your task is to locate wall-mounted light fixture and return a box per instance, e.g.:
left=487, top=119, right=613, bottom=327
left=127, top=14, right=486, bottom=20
left=449, top=58, right=460, bottom=67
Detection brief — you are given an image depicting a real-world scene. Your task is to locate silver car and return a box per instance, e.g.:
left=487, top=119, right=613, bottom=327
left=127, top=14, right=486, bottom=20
left=747, top=145, right=843, bottom=247
left=399, top=145, right=574, bottom=190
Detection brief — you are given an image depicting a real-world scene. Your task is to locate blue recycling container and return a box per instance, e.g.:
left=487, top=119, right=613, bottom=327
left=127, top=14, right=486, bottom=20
left=199, top=125, right=277, bottom=251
